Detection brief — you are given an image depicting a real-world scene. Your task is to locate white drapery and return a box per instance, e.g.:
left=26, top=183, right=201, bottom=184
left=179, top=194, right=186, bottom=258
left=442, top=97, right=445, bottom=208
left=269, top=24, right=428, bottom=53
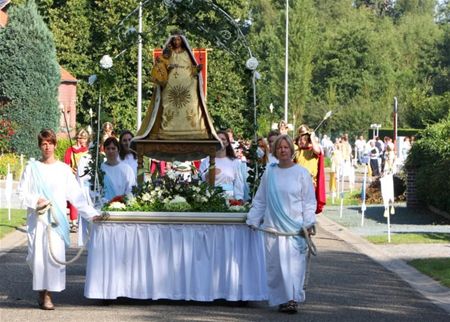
left=85, top=223, right=268, bottom=301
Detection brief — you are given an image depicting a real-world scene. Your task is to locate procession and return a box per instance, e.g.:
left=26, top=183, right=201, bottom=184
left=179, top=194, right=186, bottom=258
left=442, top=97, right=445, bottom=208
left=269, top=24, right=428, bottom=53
left=1, top=1, right=449, bottom=321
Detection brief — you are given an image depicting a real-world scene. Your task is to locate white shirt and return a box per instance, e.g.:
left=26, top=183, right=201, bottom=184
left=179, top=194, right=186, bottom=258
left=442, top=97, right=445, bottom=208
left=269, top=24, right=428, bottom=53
left=199, top=156, right=244, bottom=200
left=121, top=153, right=138, bottom=177
left=101, top=162, right=136, bottom=201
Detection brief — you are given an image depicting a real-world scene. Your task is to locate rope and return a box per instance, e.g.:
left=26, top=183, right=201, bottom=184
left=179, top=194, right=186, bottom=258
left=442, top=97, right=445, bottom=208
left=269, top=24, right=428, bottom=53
left=36, top=203, right=91, bottom=266
left=251, top=225, right=317, bottom=256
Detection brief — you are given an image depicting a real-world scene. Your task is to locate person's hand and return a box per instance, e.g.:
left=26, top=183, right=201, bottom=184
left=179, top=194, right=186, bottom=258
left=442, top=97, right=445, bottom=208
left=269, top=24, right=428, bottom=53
left=310, top=131, right=316, bottom=141
left=37, top=198, right=49, bottom=209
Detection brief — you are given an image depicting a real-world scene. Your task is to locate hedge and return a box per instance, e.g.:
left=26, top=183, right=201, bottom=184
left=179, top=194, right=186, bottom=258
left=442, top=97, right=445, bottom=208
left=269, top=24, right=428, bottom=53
left=405, top=115, right=450, bottom=213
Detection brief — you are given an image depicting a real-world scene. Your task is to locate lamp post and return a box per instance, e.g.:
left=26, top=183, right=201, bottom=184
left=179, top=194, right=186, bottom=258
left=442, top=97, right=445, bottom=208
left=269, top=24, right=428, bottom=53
left=137, top=1, right=143, bottom=130
left=370, top=123, right=381, bottom=139
left=284, top=0, right=289, bottom=123
left=393, top=97, right=398, bottom=148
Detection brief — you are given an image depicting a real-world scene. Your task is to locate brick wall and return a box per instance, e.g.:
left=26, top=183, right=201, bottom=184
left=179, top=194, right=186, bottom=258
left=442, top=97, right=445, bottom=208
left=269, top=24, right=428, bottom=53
left=58, top=82, right=77, bottom=137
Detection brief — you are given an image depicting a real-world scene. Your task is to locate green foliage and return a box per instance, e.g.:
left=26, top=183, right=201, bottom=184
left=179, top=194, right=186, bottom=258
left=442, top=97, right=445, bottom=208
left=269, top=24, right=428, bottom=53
left=54, top=137, right=71, bottom=161
left=15, top=0, right=450, bottom=143
left=0, top=119, right=15, bottom=153
left=409, top=258, right=450, bottom=288
left=366, top=233, right=450, bottom=244
left=0, top=208, right=27, bottom=239
left=0, top=153, right=24, bottom=180
left=406, top=114, right=450, bottom=212
left=0, top=0, right=60, bottom=158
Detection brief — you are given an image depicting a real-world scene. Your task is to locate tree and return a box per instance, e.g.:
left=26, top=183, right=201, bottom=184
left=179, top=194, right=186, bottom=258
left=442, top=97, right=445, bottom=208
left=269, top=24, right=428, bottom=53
left=0, top=0, right=60, bottom=157
left=288, top=0, right=317, bottom=124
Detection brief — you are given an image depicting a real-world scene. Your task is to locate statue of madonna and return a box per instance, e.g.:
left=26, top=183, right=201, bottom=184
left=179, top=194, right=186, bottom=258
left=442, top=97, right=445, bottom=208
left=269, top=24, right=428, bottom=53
left=135, top=31, right=218, bottom=141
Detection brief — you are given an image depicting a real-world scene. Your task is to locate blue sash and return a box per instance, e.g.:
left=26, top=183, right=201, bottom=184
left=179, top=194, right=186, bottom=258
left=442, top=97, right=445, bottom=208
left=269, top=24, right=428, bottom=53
left=266, top=164, right=306, bottom=252
left=30, top=161, right=71, bottom=246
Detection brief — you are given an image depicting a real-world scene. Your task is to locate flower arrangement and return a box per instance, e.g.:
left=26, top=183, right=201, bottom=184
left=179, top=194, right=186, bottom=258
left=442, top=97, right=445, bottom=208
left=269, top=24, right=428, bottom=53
left=104, top=170, right=249, bottom=213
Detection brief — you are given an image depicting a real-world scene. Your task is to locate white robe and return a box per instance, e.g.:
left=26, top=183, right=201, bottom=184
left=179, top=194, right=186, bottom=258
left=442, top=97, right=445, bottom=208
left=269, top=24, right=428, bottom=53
left=18, top=161, right=98, bottom=292
left=199, top=156, right=244, bottom=200
left=121, top=154, right=138, bottom=178
left=101, top=162, right=136, bottom=202
left=246, top=164, right=316, bottom=306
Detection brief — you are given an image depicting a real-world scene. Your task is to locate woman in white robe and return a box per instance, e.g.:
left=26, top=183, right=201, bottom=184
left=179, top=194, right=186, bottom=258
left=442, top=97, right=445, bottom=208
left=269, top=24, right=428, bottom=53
left=118, top=130, right=138, bottom=177
left=18, top=129, right=99, bottom=310
left=246, top=134, right=316, bottom=314
left=199, top=130, right=244, bottom=200
left=101, top=137, right=136, bottom=203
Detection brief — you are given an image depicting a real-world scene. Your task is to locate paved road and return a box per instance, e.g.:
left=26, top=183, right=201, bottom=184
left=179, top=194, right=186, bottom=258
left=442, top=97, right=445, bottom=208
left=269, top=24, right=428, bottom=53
left=0, top=225, right=448, bottom=321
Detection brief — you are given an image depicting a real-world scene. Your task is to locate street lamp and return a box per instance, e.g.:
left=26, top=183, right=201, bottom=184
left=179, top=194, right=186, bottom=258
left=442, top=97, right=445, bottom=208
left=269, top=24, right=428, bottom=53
left=370, top=123, right=382, bottom=139
left=284, top=0, right=289, bottom=123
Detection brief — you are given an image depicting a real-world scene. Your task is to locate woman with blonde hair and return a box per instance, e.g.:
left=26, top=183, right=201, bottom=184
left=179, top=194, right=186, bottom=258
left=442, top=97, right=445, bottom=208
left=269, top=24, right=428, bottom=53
left=247, top=135, right=316, bottom=314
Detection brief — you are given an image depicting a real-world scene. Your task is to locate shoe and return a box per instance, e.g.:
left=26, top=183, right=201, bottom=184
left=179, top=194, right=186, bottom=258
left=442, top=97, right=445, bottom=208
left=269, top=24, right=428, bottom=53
left=38, top=291, right=55, bottom=310
left=279, top=300, right=297, bottom=314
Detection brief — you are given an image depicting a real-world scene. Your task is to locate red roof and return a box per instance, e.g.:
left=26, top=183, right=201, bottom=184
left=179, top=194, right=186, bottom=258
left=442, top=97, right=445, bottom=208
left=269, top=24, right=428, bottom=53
left=60, top=67, right=77, bottom=83
left=0, top=10, right=7, bottom=28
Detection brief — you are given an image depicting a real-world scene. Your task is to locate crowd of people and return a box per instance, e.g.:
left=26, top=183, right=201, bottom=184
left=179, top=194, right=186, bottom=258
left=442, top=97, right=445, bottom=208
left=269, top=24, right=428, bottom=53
left=17, top=120, right=415, bottom=313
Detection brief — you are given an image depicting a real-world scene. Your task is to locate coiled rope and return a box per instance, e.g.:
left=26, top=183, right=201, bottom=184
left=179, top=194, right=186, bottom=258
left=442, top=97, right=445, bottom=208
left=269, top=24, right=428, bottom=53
left=36, top=203, right=91, bottom=266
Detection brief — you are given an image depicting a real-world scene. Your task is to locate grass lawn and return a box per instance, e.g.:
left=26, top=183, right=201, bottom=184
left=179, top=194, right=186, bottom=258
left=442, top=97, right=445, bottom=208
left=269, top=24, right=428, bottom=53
left=0, top=208, right=27, bottom=239
left=408, top=258, right=450, bottom=288
left=366, top=233, right=450, bottom=244
left=327, top=191, right=362, bottom=206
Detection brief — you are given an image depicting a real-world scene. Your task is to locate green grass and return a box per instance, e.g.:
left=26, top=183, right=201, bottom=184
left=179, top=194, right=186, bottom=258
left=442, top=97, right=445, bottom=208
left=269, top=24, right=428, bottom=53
left=366, top=233, right=450, bottom=244
left=327, top=191, right=361, bottom=206
left=0, top=208, right=27, bottom=239
left=408, top=258, right=450, bottom=288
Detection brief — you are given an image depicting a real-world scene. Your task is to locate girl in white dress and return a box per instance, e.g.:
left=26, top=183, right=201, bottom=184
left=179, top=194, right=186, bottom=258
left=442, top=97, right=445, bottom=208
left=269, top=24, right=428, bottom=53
left=101, top=137, right=136, bottom=203
left=118, top=130, right=138, bottom=177
left=199, top=130, right=244, bottom=200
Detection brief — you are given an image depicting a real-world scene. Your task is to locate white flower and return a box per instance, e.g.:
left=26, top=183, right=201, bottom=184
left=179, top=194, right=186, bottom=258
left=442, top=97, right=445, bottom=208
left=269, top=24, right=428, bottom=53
left=201, top=196, right=208, bottom=203
left=109, top=201, right=126, bottom=209
left=228, top=205, right=246, bottom=212
left=171, top=195, right=187, bottom=204
left=246, top=57, right=259, bottom=70
left=163, top=197, right=171, bottom=204
left=141, top=193, right=151, bottom=202
left=175, top=184, right=181, bottom=191
left=100, top=55, right=113, bottom=69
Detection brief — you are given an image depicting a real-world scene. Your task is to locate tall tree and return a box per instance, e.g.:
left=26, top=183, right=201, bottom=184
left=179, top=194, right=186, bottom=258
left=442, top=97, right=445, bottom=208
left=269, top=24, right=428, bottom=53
left=0, top=0, right=60, bottom=157
left=288, top=0, right=317, bottom=124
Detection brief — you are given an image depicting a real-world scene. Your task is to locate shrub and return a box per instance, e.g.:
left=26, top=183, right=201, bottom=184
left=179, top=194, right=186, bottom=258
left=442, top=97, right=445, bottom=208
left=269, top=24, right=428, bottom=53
left=405, top=114, right=450, bottom=212
left=0, top=1, right=60, bottom=158
left=0, top=153, right=25, bottom=180
left=55, top=137, right=71, bottom=162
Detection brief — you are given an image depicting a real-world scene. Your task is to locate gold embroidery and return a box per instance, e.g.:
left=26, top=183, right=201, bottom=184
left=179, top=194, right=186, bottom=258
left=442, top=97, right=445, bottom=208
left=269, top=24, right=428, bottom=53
left=167, top=85, right=191, bottom=109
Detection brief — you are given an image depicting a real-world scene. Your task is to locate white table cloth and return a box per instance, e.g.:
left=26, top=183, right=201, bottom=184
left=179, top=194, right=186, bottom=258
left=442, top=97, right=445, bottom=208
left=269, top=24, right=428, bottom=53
left=85, top=223, right=268, bottom=300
